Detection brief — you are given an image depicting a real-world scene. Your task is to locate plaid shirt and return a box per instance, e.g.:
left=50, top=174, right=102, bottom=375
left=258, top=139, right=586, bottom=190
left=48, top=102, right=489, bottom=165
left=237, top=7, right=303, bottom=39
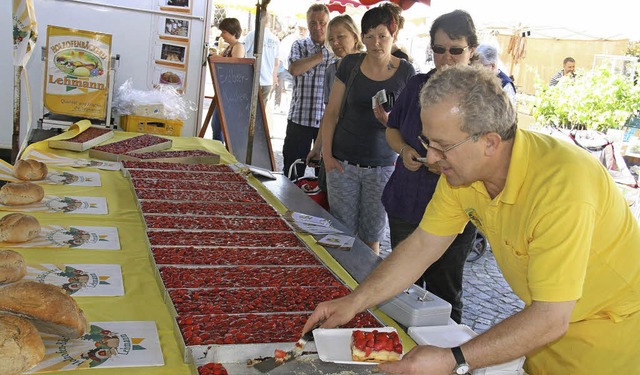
left=287, top=37, right=334, bottom=128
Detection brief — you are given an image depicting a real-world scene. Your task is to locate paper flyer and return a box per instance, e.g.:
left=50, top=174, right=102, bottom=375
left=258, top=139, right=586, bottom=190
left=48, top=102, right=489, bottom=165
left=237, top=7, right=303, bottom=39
left=0, top=160, right=102, bottom=186
left=29, top=321, right=164, bottom=373
left=289, top=220, right=345, bottom=235
left=24, top=149, right=121, bottom=170
left=5, top=225, right=120, bottom=250
left=317, top=233, right=355, bottom=250
left=283, top=211, right=332, bottom=227
left=24, top=264, right=124, bottom=296
left=0, top=196, right=108, bottom=214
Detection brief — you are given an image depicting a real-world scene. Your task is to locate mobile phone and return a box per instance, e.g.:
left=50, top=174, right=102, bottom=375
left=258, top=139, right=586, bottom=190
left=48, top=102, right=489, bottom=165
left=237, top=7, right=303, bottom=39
left=309, top=159, right=321, bottom=165
left=413, top=157, right=427, bottom=163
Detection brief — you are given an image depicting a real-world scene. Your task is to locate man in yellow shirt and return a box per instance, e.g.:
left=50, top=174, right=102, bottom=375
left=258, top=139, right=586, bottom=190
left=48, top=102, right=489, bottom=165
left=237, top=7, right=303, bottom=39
left=303, top=65, right=640, bottom=374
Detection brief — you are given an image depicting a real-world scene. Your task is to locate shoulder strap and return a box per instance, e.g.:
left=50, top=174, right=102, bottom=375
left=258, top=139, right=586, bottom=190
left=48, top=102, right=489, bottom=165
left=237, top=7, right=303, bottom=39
left=339, top=53, right=365, bottom=119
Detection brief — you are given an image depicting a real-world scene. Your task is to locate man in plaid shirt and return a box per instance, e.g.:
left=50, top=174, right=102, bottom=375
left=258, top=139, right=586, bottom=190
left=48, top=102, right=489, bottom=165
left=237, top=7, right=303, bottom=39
left=283, top=4, right=333, bottom=179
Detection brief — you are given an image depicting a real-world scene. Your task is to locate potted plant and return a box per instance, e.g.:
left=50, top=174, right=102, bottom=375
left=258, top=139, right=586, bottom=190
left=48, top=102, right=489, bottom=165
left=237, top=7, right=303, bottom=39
left=532, top=65, right=640, bottom=131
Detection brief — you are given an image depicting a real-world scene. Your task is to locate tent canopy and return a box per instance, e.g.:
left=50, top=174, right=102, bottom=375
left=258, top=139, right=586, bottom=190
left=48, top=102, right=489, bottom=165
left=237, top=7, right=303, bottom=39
left=326, top=0, right=430, bottom=13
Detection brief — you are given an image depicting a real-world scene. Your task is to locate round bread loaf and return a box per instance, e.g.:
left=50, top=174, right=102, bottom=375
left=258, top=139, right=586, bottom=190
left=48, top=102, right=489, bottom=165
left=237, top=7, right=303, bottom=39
left=0, top=314, right=45, bottom=375
left=0, top=249, right=26, bottom=284
left=14, top=159, right=48, bottom=181
left=0, top=213, right=41, bottom=243
left=0, top=182, right=45, bottom=206
left=0, top=281, right=88, bottom=338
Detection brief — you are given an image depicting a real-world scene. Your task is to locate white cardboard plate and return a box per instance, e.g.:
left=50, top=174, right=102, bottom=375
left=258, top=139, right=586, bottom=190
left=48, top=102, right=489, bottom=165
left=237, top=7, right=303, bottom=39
left=408, top=325, right=525, bottom=374
left=313, top=327, right=401, bottom=365
left=407, top=324, right=477, bottom=347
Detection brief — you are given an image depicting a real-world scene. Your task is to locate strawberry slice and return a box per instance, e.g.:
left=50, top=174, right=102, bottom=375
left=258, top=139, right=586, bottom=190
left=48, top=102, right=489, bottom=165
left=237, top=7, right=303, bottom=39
left=274, top=349, right=287, bottom=359
left=365, top=346, right=372, bottom=357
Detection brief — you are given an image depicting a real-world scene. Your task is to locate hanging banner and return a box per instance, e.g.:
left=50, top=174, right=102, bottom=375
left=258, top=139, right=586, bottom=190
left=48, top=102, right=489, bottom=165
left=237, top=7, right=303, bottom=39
left=13, top=0, right=38, bottom=67
left=43, top=25, right=112, bottom=119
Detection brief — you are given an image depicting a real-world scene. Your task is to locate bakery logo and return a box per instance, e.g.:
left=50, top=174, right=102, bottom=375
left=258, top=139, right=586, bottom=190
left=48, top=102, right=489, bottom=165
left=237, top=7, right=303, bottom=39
left=47, top=171, right=85, bottom=185
left=47, top=227, right=108, bottom=248
left=72, top=159, right=112, bottom=168
left=56, top=325, right=146, bottom=368
left=48, top=44, right=107, bottom=92
left=466, top=209, right=484, bottom=233
left=45, top=196, right=95, bottom=213
left=35, top=265, right=110, bottom=295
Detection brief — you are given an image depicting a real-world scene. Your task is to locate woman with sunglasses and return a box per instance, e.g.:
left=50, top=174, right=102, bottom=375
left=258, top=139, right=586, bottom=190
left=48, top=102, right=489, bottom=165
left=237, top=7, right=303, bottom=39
left=320, top=4, right=415, bottom=254
left=378, top=9, right=478, bottom=323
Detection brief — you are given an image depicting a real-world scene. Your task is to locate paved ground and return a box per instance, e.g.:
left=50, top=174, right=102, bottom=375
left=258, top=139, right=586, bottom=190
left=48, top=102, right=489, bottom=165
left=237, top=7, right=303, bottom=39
left=203, top=94, right=525, bottom=333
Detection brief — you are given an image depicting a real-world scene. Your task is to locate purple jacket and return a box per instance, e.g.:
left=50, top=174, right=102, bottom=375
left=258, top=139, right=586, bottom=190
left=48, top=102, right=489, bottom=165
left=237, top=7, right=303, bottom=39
left=381, top=69, right=441, bottom=224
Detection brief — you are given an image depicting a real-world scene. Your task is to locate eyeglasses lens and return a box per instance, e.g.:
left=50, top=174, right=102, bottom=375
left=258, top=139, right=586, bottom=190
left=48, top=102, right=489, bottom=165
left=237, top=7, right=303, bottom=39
left=432, top=46, right=466, bottom=55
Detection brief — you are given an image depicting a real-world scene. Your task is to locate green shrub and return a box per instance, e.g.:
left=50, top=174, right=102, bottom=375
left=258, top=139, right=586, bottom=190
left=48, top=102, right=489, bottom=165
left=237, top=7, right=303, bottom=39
left=532, top=66, right=640, bottom=131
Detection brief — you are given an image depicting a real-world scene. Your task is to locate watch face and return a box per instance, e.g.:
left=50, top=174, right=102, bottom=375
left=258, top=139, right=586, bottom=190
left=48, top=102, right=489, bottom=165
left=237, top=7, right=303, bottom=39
left=455, top=364, right=470, bottom=374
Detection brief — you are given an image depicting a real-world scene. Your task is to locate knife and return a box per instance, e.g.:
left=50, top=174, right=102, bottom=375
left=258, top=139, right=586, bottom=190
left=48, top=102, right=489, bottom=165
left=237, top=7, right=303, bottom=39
left=252, top=330, right=315, bottom=373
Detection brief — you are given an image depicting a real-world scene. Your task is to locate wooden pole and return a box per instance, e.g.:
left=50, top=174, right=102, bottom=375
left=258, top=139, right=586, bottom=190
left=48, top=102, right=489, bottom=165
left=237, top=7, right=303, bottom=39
left=12, top=66, right=22, bottom=163
left=245, top=0, right=270, bottom=165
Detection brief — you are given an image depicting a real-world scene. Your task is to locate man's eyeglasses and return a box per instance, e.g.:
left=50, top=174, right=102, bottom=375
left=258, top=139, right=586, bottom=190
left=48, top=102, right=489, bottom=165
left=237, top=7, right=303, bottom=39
left=431, top=45, right=468, bottom=55
left=417, top=134, right=474, bottom=160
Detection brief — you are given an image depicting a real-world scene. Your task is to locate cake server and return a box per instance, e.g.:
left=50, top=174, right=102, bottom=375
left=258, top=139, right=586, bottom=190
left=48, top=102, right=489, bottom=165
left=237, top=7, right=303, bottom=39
left=251, top=330, right=315, bottom=373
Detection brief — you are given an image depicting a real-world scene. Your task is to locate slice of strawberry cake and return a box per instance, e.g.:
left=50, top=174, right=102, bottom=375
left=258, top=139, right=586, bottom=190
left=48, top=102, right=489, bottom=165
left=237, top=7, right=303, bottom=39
left=351, top=329, right=402, bottom=363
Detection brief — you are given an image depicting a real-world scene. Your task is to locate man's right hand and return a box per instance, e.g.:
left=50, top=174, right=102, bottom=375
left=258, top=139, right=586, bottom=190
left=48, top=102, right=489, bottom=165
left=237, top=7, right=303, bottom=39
left=301, top=296, right=360, bottom=335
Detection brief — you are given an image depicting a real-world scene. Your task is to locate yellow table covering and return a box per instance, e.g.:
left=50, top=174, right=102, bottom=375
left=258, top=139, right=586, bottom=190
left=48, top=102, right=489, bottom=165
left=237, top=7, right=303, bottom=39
left=2, top=131, right=414, bottom=375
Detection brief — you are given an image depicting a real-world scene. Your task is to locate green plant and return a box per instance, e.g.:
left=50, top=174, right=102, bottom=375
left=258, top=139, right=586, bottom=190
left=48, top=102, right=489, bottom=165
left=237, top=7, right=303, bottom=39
left=532, top=66, right=640, bottom=131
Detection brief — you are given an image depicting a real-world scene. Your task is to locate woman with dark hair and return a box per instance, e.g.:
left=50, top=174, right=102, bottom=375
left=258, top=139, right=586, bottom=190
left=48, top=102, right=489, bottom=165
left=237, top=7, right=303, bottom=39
left=320, top=4, right=416, bottom=254
left=210, top=18, right=245, bottom=142
left=378, top=9, right=479, bottom=323
left=217, top=18, right=244, bottom=58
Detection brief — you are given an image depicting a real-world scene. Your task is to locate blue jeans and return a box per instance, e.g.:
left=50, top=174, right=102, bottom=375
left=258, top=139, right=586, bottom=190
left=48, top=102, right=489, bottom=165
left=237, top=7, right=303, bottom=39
left=210, top=107, right=223, bottom=142
left=388, top=216, right=475, bottom=323
left=282, top=121, right=318, bottom=179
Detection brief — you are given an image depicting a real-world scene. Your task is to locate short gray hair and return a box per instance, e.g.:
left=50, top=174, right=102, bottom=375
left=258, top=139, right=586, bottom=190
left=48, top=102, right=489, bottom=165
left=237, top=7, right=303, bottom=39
left=475, top=44, right=497, bottom=66
left=419, top=65, right=516, bottom=140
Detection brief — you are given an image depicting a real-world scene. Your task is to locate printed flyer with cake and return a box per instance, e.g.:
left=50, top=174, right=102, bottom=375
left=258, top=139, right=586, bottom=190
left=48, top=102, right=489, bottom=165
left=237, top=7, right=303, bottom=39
left=23, top=264, right=124, bottom=296
left=29, top=321, right=164, bottom=372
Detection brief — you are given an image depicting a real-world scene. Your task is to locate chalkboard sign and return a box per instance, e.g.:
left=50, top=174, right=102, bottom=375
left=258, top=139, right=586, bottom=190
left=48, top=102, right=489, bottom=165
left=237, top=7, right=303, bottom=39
left=208, top=56, right=276, bottom=171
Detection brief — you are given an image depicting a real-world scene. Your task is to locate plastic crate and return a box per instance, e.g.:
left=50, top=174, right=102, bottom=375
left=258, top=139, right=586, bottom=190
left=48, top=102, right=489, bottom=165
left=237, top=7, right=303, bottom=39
left=120, top=115, right=182, bottom=136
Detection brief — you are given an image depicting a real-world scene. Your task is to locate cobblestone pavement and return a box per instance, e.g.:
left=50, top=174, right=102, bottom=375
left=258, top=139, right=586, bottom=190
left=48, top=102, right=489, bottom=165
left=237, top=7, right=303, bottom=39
left=266, top=106, right=524, bottom=334
left=460, top=249, right=524, bottom=332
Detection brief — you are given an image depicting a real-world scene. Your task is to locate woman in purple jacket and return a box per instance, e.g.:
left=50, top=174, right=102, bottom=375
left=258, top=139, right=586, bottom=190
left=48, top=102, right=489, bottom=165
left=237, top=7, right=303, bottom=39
left=379, top=10, right=479, bottom=323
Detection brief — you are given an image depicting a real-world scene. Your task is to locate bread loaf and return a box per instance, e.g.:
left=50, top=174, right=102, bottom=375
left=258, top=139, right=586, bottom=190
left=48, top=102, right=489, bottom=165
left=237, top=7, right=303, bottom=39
left=0, top=250, right=26, bottom=284
left=0, top=213, right=41, bottom=243
left=0, top=281, right=88, bottom=338
left=0, top=314, right=45, bottom=375
left=0, top=182, right=45, bottom=206
left=13, top=159, right=48, bottom=181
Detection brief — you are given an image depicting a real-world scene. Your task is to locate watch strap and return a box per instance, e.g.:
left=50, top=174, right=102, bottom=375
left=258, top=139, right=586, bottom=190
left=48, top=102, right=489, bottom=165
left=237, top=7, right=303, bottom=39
left=451, top=346, right=466, bottom=365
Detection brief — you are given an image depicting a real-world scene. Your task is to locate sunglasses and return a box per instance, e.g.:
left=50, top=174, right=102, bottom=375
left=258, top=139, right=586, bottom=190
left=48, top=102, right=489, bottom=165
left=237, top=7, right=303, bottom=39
left=431, top=45, right=469, bottom=55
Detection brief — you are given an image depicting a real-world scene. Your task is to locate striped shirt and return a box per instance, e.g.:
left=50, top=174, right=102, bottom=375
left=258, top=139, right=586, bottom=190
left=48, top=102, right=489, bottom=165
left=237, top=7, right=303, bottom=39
left=287, top=38, right=334, bottom=128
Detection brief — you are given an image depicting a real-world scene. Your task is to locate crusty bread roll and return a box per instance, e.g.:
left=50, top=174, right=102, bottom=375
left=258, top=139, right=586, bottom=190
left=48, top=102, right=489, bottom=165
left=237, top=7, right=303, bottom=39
left=0, top=182, right=45, bottom=206
left=0, top=213, right=41, bottom=243
left=13, top=159, right=48, bottom=181
left=0, top=249, right=26, bottom=284
left=0, top=281, right=88, bottom=338
left=0, top=314, right=45, bottom=375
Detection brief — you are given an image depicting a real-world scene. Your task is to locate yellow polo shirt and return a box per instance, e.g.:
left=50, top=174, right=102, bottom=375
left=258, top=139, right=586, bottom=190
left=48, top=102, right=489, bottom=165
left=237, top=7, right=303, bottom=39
left=420, top=129, right=640, bottom=374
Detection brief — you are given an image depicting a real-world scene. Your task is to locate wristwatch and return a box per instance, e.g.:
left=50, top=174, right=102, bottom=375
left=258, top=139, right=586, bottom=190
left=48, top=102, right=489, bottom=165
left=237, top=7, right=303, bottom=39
left=451, top=346, right=470, bottom=374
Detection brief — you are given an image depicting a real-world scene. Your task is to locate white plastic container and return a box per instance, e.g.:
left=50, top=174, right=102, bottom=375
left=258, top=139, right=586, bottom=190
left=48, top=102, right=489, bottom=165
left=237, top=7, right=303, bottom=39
left=377, top=285, right=452, bottom=327
left=408, top=325, right=525, bottom=375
